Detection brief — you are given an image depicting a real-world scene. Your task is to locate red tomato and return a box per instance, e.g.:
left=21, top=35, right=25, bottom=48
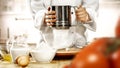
left=115, top=17, right=120, bottom=38
left=68, top=49, right=110, bottom=68
left=109, top=49, right=120, bottom=68
left=64, top=37, right=120, bottom=68
left=84, top=37, right=112, bottom=53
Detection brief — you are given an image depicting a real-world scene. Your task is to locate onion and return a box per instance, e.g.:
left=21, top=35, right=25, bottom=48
left=16, top=55, right=30, bottom=67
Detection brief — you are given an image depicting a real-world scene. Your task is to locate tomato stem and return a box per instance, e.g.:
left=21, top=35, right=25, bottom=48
left=106, top=38, right=120, bottom=55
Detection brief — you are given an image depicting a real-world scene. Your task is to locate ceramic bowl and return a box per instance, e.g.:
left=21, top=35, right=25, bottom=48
left=30, top=49, right=56, bottom=63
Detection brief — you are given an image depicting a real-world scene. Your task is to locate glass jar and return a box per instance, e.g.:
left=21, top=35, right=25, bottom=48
left=9, top=35, right=30, bottom=62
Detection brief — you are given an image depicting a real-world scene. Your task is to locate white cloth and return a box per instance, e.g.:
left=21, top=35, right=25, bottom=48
left=29, top=0, right=98, bottom=49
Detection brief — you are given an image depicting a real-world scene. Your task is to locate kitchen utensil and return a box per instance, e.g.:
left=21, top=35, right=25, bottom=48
left=30, top=48, right=56, bottom=63
left=30, top=31, right=57, bottom=63
left=51, top=5, right=71, bottom=29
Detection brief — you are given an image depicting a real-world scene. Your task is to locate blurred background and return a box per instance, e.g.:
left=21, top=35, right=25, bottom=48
left=0, top=0, right=120, bottom=43
left=87, top=0, right=120, bottom=41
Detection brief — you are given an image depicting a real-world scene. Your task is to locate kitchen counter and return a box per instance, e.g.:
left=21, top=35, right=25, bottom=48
left=0, top=58, right=72, bottom=68
left=0, top=40, right=80, bottom=68
left=0, top=44, right=78, bottom=68
left=0, top=48, right=77, bottom=68
left=0, top=48, right=78, bottom=68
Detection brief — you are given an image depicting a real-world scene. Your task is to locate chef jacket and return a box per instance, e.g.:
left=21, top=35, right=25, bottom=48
left=29, top=0, right=99, bottom=49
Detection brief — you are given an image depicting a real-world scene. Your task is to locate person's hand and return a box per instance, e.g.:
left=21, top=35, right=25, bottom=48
left=44, top=7, right=56, bottom=26
left=75, top=5, right=91, bottom=23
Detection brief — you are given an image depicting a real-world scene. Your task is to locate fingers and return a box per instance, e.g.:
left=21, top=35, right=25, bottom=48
left=76, top=13, right=88, bottom=20
left=76, top=5, right=86, bottom=12
left=77, top=17, right=88, bottom=23
left=44, top=10, right=56, bottom=26
left=45, top=19, right=56, bottom=23
left=76, top=11, right=87, bottom=17
left=45, top=14, right=56, bottom=19
left=76, top=5, right=87, bottom=17
left=45, top=19, right=56, bottom=26
left=75, top=5, right=90, bottom=22
left=76, top=14, right=88, bottom=23
left=46, top=11, right=56, bottom=15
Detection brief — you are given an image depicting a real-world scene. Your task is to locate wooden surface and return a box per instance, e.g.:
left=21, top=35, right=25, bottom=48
left=56, top=48, right=80, bottom=56
left=0, top=59, right=72, bottom=68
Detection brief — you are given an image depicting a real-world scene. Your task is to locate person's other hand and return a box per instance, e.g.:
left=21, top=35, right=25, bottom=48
left=75, top=5, right=91, bottom=23
left=44, top=7, right=56, bottom=26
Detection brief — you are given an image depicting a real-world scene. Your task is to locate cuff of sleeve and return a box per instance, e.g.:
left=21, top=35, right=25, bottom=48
left=82, top=9, right=97, bottom=31
left=34, top=10, right=47, bottom=29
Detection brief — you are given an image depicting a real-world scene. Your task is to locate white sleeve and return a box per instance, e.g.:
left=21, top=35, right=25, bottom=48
left=34, top=10, right=47, bottom=30
left=82, top=0, right=99, bottom=31
left=30, top=0, right=47, bottom=30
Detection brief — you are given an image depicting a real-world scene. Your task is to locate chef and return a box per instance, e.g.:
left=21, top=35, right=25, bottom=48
left=29, top=0, right=99, bottom=49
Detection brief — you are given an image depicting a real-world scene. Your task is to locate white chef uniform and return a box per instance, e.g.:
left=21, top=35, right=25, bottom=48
left=29, top=0, right=98, bottom=49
